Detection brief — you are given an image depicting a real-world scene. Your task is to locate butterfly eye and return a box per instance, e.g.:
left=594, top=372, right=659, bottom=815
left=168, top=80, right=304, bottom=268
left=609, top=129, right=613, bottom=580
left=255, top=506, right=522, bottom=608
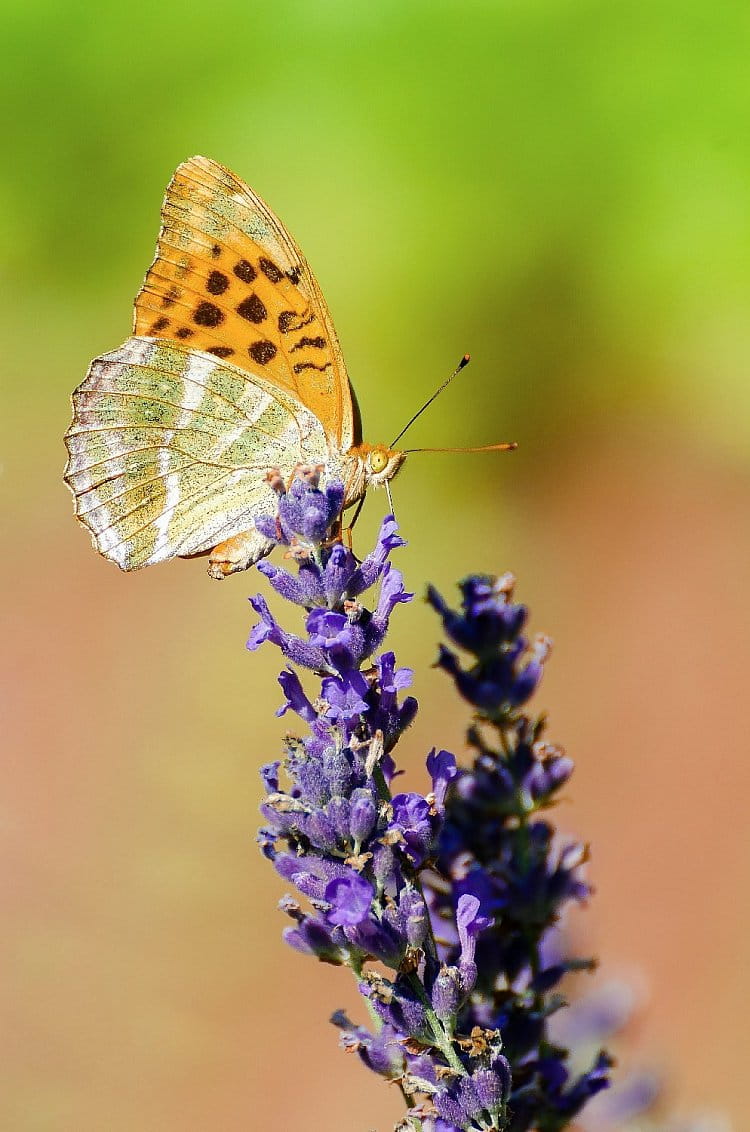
left=369, top=447, right=389, bottom=475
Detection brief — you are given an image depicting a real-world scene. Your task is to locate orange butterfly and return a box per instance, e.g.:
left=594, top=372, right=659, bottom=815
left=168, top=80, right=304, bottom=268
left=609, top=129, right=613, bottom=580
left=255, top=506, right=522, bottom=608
left=64, top=156, right=405, bottom=578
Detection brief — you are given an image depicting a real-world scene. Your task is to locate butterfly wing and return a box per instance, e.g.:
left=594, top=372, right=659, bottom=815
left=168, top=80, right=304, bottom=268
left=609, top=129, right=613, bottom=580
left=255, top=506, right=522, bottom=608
left=64, top=336, right=334, bottom=570
left=133, top=155, right=360, bottom=452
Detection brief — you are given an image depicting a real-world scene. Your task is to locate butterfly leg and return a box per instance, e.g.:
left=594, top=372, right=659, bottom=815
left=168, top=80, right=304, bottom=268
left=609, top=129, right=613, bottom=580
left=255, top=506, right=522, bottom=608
left=319, top=512, right=359, bottom=559
left=338, top=494, right=366, bottom=552
left=207, top=530, right=275, bottom=579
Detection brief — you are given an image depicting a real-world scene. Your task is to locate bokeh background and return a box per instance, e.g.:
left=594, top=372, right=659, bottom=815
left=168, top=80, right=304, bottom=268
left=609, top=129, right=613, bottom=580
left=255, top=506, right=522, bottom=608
left=2, top=2, right=748, bottom=1129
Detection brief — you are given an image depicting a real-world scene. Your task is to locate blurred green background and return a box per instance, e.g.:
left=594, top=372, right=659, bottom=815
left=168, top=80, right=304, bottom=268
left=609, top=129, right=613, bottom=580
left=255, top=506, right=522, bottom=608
left=2, top=1, right=748, bottom=1129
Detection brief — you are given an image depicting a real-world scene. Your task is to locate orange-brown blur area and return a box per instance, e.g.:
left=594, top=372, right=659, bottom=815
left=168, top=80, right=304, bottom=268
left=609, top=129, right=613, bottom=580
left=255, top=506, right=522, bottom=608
left=2, top=3, right=748, bottom=1129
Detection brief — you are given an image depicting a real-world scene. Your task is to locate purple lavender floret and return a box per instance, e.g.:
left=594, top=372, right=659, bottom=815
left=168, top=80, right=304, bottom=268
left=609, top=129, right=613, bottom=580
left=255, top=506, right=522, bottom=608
left=251, top=482, right=613, bottom=1131
left=254, top=464, right=345, bottom=547
left=428, top=574, right=550, bottom=717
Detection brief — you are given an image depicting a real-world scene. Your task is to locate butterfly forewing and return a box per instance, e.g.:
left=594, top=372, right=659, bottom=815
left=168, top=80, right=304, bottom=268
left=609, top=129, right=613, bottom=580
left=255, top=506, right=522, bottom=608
left=64, top=336, right=333, bottom=570
left=133, top=156, right=357, bottom=450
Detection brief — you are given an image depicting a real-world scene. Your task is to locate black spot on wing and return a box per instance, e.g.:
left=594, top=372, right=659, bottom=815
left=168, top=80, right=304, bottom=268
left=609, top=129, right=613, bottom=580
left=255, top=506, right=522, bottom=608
left=193, top=301, right=224, bottom=327
left=206, top=270, right=229, bottom=295
left=249, top=341, right=277, bottom=366
left=290, top=336, right=326, bottom=352
left=293, top=361, right=332, bottom=374
left=236, top=294, right=267, bottom=323
left=233, top=259, right=256, bottom=283
left=259, top=257, right=283, bottom=283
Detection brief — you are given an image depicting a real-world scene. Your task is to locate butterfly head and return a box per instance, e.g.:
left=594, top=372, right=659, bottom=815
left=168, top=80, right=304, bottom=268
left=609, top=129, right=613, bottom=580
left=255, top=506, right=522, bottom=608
left=364, top=443, right=406, bottom=487
left=343, top=442, right=406, bottom=510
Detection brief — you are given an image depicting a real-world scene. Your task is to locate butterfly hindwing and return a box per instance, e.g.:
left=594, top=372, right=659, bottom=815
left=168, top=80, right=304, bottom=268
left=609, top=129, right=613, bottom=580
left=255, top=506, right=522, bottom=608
left=133, top=156, right=357, bottom=451
left=64, top=336, right=332, bottom=570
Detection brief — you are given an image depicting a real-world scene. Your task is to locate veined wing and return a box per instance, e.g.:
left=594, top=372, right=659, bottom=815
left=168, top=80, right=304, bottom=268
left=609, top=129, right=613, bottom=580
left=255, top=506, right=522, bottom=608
left=133, top=155, right=359, bottom=451
left=64, top=336, right=331, bottom=570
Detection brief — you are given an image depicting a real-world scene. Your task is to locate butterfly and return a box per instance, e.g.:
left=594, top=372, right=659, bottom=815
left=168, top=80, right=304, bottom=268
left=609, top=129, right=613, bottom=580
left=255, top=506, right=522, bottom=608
left=64, top=156, right=406, bottom=579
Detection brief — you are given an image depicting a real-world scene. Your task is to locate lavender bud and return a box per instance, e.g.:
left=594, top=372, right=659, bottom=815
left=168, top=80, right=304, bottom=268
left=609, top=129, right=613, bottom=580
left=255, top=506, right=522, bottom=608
left=472, top=1061, right=510, bottom=1112
left=322, top=748, right=354, bottom=797
left=305, top=810, right=339, bottom=854
left=349, top=789, right=377, bottom=844
left=368, top=980, right=431, bottom=1043
left=372, top=844, right=399, bottom=892
left=399, top=887, right=428, bottom=949
left=436, top=1076, right=481, bottom=1127
left=325, top=796, right=352, bottom=842
left=432, top=965, right=462, bottom=1022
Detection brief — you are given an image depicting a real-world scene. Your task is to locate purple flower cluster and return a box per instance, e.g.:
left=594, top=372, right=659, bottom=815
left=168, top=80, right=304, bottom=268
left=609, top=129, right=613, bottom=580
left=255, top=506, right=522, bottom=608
left=428, top=575, right=551, bottom=718
left=248, top=469, right=412, bottom=676
left=424, top=574, right=611, bottom=1130
left=249, top=470, right=610, bottom=1131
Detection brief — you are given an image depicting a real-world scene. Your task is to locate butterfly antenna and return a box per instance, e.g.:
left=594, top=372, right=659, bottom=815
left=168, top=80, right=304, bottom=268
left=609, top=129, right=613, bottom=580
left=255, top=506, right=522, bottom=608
left=390, top=354, right=471, bottom=448
left=403, top=442, right=518, bottom=454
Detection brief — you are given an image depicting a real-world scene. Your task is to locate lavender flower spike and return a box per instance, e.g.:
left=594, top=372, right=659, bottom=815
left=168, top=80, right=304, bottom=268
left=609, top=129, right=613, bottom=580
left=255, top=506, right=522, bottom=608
left=250, top=482, right=621, bottom=1131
